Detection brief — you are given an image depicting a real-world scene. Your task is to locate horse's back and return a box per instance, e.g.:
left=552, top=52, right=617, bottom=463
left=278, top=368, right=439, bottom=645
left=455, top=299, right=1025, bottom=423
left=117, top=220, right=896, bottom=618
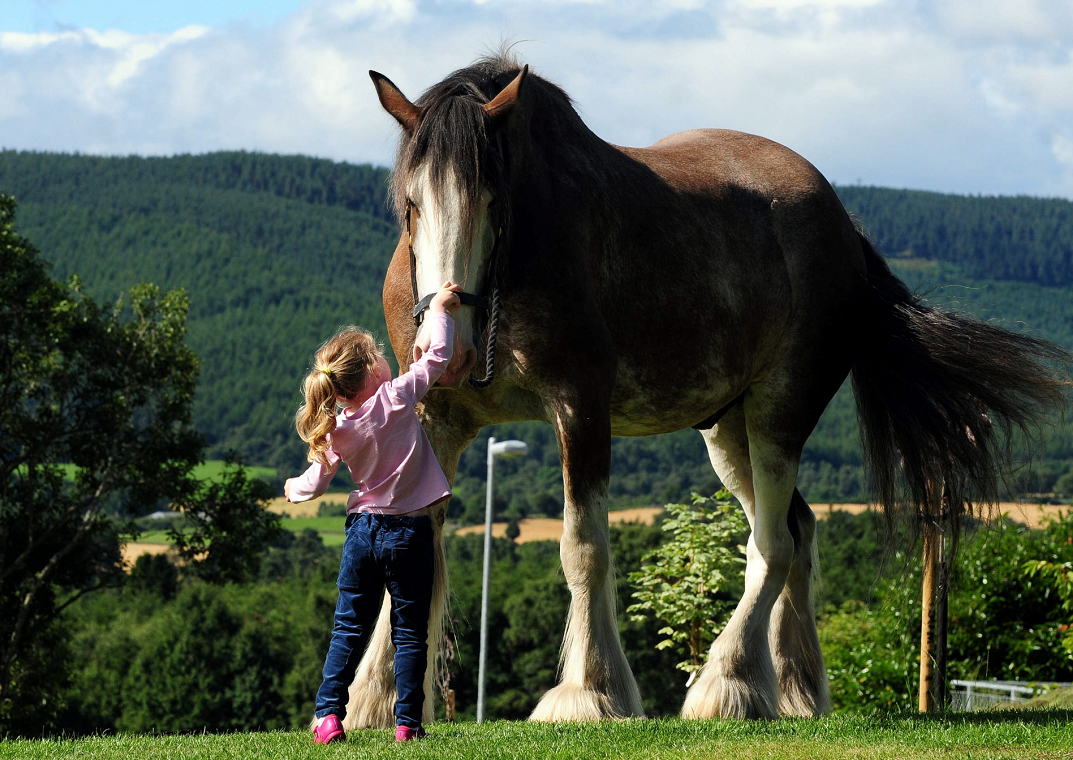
left=630, top=129, right=829, bottom=198
left=602, top=129, right=867, bottom=435
left=625, top=127, right=865, bottom=299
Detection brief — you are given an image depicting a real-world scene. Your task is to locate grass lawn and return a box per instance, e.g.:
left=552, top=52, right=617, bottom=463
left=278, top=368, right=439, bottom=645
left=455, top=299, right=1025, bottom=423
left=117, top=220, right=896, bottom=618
left=3, top=712, right=1073, bottom=760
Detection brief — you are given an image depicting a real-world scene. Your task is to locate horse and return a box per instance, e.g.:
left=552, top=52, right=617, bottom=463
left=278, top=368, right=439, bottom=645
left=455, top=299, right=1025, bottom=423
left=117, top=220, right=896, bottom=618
left=337, top=53, right=1070, bottom=725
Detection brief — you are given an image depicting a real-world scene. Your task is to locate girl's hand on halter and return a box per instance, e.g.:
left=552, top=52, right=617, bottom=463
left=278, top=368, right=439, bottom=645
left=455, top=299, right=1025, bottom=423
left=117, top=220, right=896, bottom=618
left=430, top=281, right=462, bottom=314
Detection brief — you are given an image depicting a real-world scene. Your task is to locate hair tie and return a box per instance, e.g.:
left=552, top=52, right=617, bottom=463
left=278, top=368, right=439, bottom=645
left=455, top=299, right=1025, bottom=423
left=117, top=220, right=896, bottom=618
left=321, top=367, right=332, bottom=378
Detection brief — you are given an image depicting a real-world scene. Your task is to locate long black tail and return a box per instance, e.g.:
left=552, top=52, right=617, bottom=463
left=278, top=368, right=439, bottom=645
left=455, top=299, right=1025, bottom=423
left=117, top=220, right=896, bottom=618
left=851, top=232, right=1071, bottom=531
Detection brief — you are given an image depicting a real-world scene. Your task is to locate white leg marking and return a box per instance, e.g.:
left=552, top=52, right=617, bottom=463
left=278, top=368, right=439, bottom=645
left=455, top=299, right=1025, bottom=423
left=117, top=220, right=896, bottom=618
left=683, top=433, right=797, bottom=720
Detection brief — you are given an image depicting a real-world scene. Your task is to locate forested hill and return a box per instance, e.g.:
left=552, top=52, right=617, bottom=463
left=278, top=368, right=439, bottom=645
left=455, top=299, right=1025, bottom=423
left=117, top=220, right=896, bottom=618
left=837, top=185, right=1073, bottom=287
left=1, top=150, right=1071, bottom=521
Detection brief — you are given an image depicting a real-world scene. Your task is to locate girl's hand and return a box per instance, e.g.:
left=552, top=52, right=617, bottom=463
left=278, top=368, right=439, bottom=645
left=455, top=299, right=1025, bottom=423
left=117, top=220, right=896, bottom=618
left=430, top=281, right=462, bottom=313
left=284, top=478, right=295, bottom=503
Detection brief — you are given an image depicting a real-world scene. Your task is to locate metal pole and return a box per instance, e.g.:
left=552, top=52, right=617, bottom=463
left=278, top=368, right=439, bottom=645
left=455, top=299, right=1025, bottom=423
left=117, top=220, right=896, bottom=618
left=934, top=524, right=949, bottom=710
left=477, top=436, right=495, bottom=723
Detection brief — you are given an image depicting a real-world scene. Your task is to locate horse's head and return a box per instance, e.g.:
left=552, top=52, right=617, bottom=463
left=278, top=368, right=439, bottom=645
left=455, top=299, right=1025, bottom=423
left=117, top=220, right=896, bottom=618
left=370, top=61, right=529, bottom=389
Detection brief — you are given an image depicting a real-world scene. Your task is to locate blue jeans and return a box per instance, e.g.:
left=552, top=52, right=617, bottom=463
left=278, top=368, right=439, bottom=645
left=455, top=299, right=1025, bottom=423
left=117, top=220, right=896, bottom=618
left=314, top=511, right=435, bottom=728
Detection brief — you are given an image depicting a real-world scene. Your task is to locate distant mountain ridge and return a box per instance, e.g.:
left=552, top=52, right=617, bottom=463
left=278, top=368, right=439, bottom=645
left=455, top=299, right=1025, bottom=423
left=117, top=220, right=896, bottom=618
left=2, top=150, right=1070, bottom=519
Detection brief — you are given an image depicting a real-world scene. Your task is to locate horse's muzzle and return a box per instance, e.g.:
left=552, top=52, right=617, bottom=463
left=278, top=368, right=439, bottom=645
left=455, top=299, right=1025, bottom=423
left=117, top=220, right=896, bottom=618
left=413, top=343, right=477, bottom=389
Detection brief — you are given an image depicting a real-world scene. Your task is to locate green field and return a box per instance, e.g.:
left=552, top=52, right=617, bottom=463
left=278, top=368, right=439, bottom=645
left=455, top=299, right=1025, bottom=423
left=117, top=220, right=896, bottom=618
left=18, top=460, right=276, bottom=485
left=284, top=516, right=347, bottom=546
left=190, top=460, right=276, bottom=483
left=3, top=713, right=1073, bottom=759
left=130, top=514, right=346, bottom=547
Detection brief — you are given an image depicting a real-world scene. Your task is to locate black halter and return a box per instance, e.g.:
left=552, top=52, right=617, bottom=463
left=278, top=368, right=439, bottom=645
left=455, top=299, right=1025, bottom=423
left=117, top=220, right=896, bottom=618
left=407, top=201, right=502, bottom=389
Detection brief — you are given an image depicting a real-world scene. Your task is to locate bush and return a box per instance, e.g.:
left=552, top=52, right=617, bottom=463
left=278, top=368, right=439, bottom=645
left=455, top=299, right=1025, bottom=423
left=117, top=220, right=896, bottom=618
left=818, top=510, right=1073, bottom=712
left=627, top=492, right=747, bottom=675
left=317, top=502, right=348, bottom=517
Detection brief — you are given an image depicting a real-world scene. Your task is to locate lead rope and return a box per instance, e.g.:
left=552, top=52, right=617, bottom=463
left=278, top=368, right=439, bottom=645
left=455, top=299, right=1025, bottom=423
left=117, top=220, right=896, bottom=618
left=467, top=282, right=499, bottom=388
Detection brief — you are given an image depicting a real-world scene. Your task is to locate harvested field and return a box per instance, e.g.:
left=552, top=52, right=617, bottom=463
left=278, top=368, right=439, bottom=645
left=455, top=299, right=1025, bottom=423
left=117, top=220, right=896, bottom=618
left=453, top=501, right=1069, bottom=544
left=816, top=501, right=1070, bottom=529
left=121, top=542, right=171, bottom=568
left=266, top=492, right=349, bottom=519
left=454, top=507, right=662, bottom=544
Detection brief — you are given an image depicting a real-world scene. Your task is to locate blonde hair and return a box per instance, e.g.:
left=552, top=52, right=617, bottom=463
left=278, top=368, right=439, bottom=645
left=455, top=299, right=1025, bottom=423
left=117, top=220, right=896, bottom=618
left=295, top=326, right=383, bottom=466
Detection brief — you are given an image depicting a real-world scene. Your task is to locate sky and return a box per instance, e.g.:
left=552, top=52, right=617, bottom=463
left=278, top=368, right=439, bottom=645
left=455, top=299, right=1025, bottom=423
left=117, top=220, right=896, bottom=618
left=1, top=0, right=1073, bottom=198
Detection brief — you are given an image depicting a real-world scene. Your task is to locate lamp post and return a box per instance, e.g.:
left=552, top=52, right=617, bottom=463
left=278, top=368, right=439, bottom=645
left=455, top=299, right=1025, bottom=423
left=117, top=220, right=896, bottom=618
left=477, top=436, right=528, bottom=723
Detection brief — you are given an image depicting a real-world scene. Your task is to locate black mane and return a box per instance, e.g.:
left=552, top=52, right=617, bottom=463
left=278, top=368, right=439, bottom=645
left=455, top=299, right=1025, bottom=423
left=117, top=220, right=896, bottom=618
left=389, top=53, right=573, bottom=239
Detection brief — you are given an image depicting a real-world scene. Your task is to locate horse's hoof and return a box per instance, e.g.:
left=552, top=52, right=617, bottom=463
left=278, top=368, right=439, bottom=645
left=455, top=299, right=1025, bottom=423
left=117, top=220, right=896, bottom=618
left=682, top=664, right=778, bottom=720
left=774, top=663, right=830, bottom=718
left=529, top=683, right=641, bottom=722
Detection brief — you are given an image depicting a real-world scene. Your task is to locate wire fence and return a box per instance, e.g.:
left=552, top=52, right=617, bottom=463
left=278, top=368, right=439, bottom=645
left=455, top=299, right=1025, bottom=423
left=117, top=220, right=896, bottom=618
left=950, top=679, right=1072, bottom=711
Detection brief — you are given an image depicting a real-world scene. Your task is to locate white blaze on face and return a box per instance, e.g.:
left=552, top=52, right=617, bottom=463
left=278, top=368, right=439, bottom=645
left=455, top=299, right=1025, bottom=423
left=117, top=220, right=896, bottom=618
left=408, top=162, right=496, bottom=372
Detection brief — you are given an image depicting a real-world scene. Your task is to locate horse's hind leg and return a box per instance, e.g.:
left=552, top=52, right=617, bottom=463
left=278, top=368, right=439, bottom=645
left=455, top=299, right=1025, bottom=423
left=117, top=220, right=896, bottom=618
left=684, top=394, right=805, bottom=719
left=691, top=403, right=830, bottom=718
left=769, top=490, right=830, bottom=717
left=529, top=394, right=644, bottom=721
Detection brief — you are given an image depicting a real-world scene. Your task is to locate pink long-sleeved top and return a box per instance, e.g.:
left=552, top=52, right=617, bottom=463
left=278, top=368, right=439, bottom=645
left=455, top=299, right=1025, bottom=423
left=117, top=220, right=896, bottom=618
left=289, top=312, right=454, bottom=515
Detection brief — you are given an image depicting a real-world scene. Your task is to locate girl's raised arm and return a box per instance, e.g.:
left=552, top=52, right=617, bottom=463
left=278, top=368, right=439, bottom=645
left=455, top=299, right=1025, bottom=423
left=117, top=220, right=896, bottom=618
left=389, top=311, right=455, bottom=405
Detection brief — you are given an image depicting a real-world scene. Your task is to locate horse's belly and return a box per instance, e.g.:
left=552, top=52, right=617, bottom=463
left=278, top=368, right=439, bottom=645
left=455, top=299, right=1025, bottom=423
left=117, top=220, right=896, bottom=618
left=608, top=375, right=740, bottom=437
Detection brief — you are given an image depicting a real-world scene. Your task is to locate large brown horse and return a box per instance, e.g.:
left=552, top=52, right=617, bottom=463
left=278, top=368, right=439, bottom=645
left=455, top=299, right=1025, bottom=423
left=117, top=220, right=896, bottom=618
left=338, top=53, right=1069, bottom=725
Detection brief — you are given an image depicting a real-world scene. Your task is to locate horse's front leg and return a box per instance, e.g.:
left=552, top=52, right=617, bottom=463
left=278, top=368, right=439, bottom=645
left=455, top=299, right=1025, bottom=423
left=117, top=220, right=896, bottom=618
left=342, top=396, right=479, bottom=730
left=529, top=393, right=645, bottom=721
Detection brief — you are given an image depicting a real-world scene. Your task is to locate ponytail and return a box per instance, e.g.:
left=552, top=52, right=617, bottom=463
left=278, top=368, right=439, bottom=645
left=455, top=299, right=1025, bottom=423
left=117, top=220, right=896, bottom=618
left=296, top=369, right=340, bottom=466
left=295, top=326, right=382, bottom=466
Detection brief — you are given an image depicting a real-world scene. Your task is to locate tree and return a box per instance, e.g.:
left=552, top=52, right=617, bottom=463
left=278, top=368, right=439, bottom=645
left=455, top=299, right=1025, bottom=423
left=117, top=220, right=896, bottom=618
left=626, top=491, right=748, bottom=675
left=0, top=193, right=279, bottom=734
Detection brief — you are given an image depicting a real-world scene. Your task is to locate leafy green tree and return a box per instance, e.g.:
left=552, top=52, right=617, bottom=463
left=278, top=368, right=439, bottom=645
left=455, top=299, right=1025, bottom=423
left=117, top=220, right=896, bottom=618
left=127, top=554, right=179, bottom=602
left=0, top=193, right=278, bottom=735
left=1024, top=557, right=1073, bottom=654
left=949, top=515, right=1073, bottom=681
left=169, top=458, right=280, bottom=584
left=818, top=512, right=1073, bottom=713
left=118, top=584, right=294, bottom=733
left=819, top=575, right=920, bottom=713
left=627, top=492, right=748, bottom=675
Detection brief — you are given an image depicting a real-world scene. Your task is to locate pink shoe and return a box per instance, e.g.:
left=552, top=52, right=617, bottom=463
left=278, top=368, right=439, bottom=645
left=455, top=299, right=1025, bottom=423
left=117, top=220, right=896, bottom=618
left=313, top=714, right=345, bottom=744
left=395, top=725, right=427, bottom=742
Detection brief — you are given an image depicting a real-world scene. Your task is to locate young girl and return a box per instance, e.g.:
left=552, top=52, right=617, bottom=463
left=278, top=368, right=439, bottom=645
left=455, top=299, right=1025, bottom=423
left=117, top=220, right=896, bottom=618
left=286, top=281, right=461, bottom=745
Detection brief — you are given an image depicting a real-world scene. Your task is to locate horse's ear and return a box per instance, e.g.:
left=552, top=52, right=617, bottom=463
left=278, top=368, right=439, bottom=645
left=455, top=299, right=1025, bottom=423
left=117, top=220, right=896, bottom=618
left=482, top=65, right=529, bottom=124
left=369, top=71, right=423, bottom=133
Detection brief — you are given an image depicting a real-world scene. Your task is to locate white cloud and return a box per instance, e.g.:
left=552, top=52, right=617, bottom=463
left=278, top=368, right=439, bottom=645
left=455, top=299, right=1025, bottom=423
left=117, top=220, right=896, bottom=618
left=933, top=0, right=1073, bottom=45
left=0, top=0, right=1071, bottom=197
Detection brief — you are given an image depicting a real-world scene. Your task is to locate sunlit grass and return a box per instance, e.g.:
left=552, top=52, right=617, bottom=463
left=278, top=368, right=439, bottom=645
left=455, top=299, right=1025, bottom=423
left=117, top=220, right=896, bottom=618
left=4, top=712, right=1073, bottom=760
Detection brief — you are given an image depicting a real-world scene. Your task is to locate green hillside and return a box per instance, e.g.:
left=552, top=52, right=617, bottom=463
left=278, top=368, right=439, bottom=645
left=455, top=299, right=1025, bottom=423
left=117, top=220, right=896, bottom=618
left=1, top=151, right=1070, bottom=521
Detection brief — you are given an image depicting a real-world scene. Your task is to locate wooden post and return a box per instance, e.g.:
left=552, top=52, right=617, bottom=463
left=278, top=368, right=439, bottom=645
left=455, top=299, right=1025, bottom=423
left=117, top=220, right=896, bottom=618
left=918, top=515, right=938, bottom=712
